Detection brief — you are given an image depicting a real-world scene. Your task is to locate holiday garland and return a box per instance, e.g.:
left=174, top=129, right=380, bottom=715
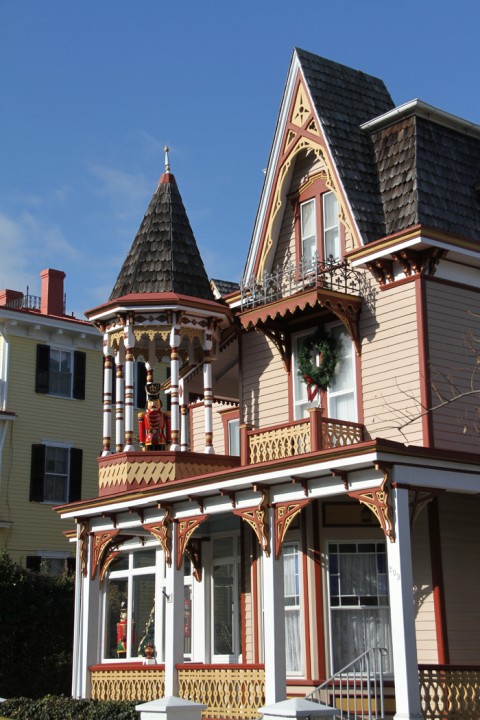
left=297, top=331, right=340, bottom=391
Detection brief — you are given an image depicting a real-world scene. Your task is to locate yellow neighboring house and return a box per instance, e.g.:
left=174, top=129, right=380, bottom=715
left=0, top=268, right=102, bottom=572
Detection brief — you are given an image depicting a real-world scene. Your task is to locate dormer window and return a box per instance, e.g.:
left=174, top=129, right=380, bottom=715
left=297, top=185, right=341, bottom=265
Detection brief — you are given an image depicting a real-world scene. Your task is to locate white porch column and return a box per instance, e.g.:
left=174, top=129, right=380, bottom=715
left=124, top=325, right=135, bottom=451
left=164, top=524, right=184, bottom=696
left=180, top=379, right=189, bottom=452
left=79, top=532, right=101, bottom=698
left=102, top=334, right=113, bottom=456
left=203, top=358, right=214, bottom=454
left=386, top=484, right=423, bottom=720
left=169, top=326, right=181, bottom=451
left=114, top=347, right=125, bottom=453
left=262, top=507, right=286, bottom=705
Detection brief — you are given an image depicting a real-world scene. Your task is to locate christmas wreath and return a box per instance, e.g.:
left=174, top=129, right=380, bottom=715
left=297, top=331, right=339, bottom=391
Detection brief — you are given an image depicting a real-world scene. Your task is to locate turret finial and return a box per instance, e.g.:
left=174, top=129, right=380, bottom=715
left=164, top=146, right=170, bottom=173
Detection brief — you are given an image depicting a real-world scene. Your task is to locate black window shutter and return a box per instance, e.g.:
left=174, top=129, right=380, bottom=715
left=66, top=557, right=76, bottom=574
left=35, top=345, right=50, bottom=394
left=30, top=444, right=46, bottom=502
left=136, top=362, right=147, bottom=408
left=26, top=556, right=41, bottom=572
left=73, top=351, right=86, bottom=400
left=69, top=447, right=83, bottom=502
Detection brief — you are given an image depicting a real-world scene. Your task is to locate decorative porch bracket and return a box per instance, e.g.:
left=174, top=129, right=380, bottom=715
left=176, top=515, right=208, bottom=570
left=274, top=499, right=312, bottom=559
left=233, top=486, right=270, bottom=556
left=144, top=508, right=173, bottom=566
left=393, top=483, right=442, bottom=528
left=91, top=529, right=120, bottom=579
left=348, top=464, right=395, bottom=542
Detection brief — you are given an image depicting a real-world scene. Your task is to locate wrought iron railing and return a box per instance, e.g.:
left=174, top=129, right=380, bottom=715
left=240, top=255, right=361, bottom=310
left=306, top=648, right=388, bottom=719
left=419, top=664, right=480, bottom=719
left=6, top=292, right=41, bottom=310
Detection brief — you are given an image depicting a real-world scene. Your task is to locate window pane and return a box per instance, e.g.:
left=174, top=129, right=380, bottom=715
left=105, top=578, right=128, bottom=659
left=213, top=563, right=234, bottom=654
left=133, top=549, right=156, bottom=568
left=134, top=575, right=155, bottom=657
left=228, top=419, right=240, bottom=456
left=329, top=542, right=393, bottom=673
left=49, top=349, right=72, bottom=397
left=323, top=193, right=340, bottom=260
left=184, top=584, right=192, bottom=655
left=44, top=446, right=69, bottom=503
left=301, top=199, right=316, bottom=263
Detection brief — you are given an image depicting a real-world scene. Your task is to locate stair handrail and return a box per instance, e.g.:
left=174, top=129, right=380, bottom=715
left=305, top=647, right=389, bottom=719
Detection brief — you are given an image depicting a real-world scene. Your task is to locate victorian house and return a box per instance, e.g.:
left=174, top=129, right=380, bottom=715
left=58, top=50, right=480, bottom=720
left=0, top=269, right=102, bottom=572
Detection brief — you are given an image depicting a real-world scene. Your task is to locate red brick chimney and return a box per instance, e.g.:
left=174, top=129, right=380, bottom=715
left=0, top=289, right=23, bottom=307
left=40, top=269, right=66, bottom=316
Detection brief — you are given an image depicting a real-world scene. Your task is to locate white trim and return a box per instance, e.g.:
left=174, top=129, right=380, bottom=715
left=360, top=98, right=480, bottom=139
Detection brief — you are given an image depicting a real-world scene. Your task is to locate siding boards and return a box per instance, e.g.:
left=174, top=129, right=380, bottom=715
left=440, top=493, right=480, bottom=663
left=1, top=334, right=101, bottom=563
left=361, top=281, right=423, bottom=445
left=242, top=332, right=288, bottom=428
left=426, top=280, right=480, bottom=451
left=412, top=509, right=437, bottom=663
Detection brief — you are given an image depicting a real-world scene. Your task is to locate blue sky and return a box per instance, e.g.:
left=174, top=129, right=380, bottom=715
left=0, top=1, right=478, bottom=318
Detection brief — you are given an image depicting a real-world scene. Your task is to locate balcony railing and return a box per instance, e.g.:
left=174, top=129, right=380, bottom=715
left=90, top=663, right=265, bottom=719
left=419, top=664, right=480, bottom=719
left=242, top=408, right=364, bottom=465
left=5, top=292, right=41, bottom=311
left=240, top=255, right=361, bottom=310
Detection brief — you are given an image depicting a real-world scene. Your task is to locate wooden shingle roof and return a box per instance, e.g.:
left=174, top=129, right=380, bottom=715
left=110, top=170, right=214, bottom=301
left=296, top=49, right=395, bottom=243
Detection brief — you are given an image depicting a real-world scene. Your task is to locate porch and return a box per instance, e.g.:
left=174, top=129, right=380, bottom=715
left=97, top=408, right=365, bottom=496
left=89, top=662, right=480, bottom=719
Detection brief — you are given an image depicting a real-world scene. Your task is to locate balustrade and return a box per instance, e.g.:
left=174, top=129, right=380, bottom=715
left=419, top=664, right=480, bottom=719
left=243, top=409, right=364, bottom=465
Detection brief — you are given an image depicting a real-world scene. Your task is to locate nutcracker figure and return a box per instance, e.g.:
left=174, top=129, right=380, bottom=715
left=138, top=383, right=168, bottom=450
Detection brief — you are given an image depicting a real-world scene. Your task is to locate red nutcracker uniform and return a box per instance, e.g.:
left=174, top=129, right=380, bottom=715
left=138, top=383, right=168, bottom=450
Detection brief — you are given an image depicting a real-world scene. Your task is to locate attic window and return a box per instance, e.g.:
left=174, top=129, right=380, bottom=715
left=298, top=189, right=340, bottom=264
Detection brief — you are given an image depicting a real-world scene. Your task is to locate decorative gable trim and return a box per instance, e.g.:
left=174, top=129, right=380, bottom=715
left=245, top=54, right=361, bottom=283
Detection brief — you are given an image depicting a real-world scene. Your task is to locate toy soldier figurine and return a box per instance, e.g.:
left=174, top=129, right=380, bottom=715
left=138, top=383, right=168, bottom=450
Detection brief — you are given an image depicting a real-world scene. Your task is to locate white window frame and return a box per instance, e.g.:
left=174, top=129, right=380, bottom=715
left=325, top=322, right=357, bottom=422
left=283, top=539, right=305, bottom=676
left=209, top=532, right=242, bottom=663
left=292, top=329, right=320, bottom=420
left=48, top=346, right=73, bottom=398
left=228, top=418, right=240, bottom=456
left=322, top=191, right=340, bottom=261
left=327, top=540, right=392, bottom=675
left=101, top=544, right=162, bottom=663
left=300, top=198, right=317, bottom=265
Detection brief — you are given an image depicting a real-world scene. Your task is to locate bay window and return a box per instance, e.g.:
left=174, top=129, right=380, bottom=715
left=284, top=541, right=303, bottom=674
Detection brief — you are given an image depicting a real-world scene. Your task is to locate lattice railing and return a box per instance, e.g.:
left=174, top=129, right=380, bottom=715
left=419, top=665, right=480, bottom=719
left=245, top=411, right=363, bottom=464
left=248, top=420, right=311, bottom=464
left=90, top=666, right=165, bottom=702
left=178, top=664, right=265, bottom=720
left=322, top=418, right=364, bottom=448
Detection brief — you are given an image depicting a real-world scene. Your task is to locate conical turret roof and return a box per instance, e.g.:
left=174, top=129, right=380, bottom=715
left=110, top=150, right=214, bottom=302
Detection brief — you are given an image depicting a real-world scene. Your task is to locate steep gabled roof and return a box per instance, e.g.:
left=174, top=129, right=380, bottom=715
left=110, top=168, right=214, bottom=301
left=295, top=49, right=395, bottom=242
